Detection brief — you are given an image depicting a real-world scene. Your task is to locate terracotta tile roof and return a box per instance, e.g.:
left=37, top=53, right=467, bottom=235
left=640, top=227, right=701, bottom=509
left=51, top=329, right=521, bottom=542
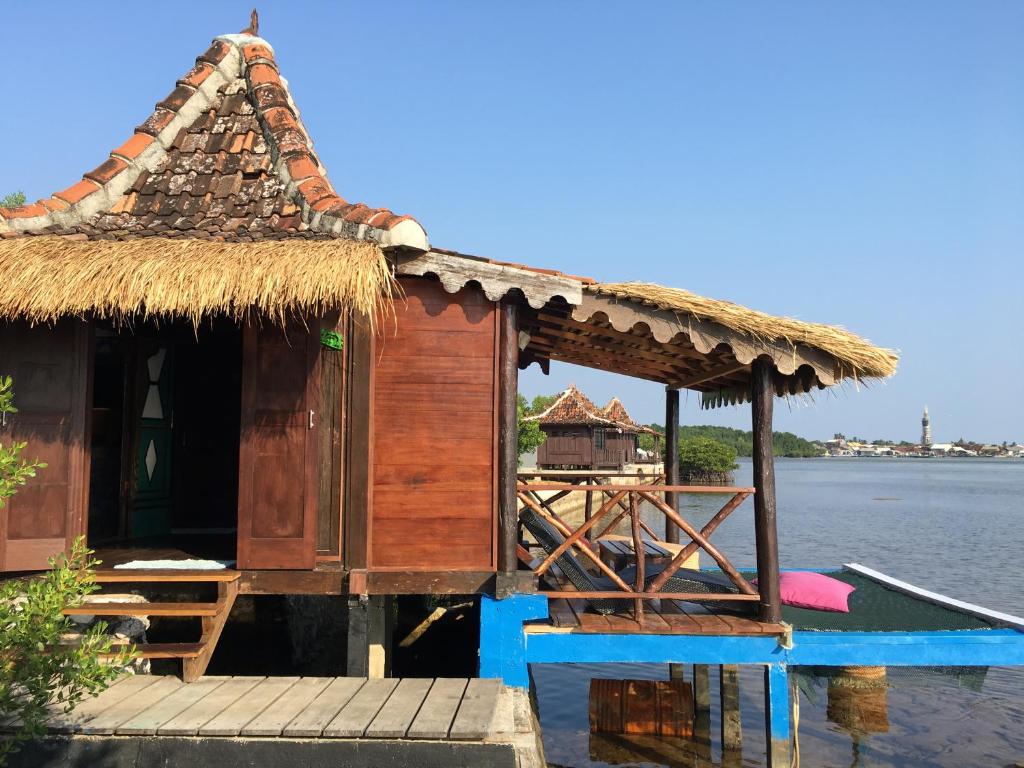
left=525, top=385, right=619, bottom=427
left=600, top=397, right=639, bottom=429
left=0, top=26, right=427, bottom=250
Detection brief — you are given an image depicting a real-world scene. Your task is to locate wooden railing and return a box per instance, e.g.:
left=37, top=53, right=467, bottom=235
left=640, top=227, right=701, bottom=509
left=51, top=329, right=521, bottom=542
left=516, top=472, right=757, bottom=622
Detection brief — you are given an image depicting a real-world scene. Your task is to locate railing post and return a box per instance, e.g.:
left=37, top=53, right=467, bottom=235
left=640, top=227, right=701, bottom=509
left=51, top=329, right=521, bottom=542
left=751, top=358, right=782, bottom=624
left=664, top=387, right=680, bottom=544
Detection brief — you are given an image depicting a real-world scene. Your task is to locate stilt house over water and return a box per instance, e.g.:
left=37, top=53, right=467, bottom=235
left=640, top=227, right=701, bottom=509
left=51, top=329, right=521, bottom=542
left=527, top=386, right=659, bottom=470
left=14, top=21, right=1002, bottom=768
left=0, top=15, right=895, bottom=648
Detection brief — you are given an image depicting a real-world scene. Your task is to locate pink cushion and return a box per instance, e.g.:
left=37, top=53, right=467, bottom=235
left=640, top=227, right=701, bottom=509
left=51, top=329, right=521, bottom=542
left=756, top=572, right=855, bottom=612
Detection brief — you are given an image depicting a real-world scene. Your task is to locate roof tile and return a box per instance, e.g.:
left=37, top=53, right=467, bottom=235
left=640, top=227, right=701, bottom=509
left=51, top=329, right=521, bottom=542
left=242, top=43, right=275, bottom=63
left=41, top=197, right=69, bottom=212
left=246, top=62, right=280, bottom=87
left=136, top=107, right=177, bottom=137
left=112, top=132, right=156, bottom=160
left=196, top=40, right=230, bottom=65
left=297, top=176, right=334, bottom=206
left=54, top=179, right=100, bottom=205
left=156, top=84, right=196, bottom=113
left=1, top=202, right=48, bottom=219
left=285, top=154, right=319, bottom=183
left=177, top=61, right=215, bottom=89
left=84, top=157, right=129, bottom=184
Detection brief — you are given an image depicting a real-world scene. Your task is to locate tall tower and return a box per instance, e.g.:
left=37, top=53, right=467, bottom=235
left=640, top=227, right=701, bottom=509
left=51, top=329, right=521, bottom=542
left=921, top=406, right=932, bottom=448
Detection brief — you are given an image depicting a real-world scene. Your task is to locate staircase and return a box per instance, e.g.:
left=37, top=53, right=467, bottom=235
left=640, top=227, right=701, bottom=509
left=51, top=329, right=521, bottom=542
left=64, top=569, right=240, bottom=683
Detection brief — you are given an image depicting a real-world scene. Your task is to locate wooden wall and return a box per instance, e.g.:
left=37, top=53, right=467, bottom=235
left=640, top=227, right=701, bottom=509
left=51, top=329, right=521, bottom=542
left=369, top=278, right=498, bottom=572
left=538, top=427, right=593, bottom=468
left=538, top=426, right=636, bottom=469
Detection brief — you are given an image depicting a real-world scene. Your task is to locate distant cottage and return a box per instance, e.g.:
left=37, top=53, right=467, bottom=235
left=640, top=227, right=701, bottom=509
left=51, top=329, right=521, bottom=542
left=526, top=386, right=661, bottom=469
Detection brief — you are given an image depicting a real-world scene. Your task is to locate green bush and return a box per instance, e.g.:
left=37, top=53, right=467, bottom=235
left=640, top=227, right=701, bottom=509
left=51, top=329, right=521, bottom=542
left=678, top=436, right=739, bottom=478
left=516, top=394, right=546, bottom=462
left=0, top=192, right=26, bottom=209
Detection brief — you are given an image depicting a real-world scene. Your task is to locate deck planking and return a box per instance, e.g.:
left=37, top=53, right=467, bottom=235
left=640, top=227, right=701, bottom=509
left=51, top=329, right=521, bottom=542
left=283, top=677, right=366, bottom=737
left=200, top=676, right=299, bottom=736
left=158, top=676, right=263, bottom=735
left=241, top=676, right=333, bottom=736
left=449, top=678, right=503, bottom=740
left=323, top=677, right=400, bottom=737
left=536, top=593, right=785, bottom=636
left=116, top=676, right=229, bottom=735
left=407, top=678, right=469, bottom=739
left=365, top=677, right=433, bottom=738
left=27, top=675, right=514, bottom=744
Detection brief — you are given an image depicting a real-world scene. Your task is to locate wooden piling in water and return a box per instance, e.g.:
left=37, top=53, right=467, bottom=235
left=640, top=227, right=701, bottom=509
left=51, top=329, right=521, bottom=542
left=719, top=664, right=742, bottom=752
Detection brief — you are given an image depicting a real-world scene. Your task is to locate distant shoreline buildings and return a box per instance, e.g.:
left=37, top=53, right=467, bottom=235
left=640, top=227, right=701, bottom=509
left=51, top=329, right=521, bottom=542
left=823, top=407, right=1024, bottom=458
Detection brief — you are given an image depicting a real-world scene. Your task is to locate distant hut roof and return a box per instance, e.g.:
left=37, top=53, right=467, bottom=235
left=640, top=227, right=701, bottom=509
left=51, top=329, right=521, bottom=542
left=0, top=18, right=426, bottom=323
left=524, top=385, right=619, bottom=428
left=601, top=398, right=662, bottom=436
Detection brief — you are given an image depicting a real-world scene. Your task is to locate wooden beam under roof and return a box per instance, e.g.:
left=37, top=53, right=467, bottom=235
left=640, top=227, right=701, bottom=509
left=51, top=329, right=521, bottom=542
left=671, top=361, right=750, bottom=391
left=526, top=334, right=693, bottom=380
left=529, top=326, right=698, bottom=378
left=535, top=311, right=707, bottom=361
left=532, top=318, right=708, bottom=371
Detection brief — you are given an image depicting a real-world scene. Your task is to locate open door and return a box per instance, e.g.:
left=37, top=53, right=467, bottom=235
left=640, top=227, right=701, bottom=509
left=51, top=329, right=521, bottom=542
left=236, top=320, right=319, bottom=569
left=0, top=320, right=91, bottom=571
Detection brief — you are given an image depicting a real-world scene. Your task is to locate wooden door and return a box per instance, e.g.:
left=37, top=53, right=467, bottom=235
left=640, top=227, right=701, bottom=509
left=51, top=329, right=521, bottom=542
left=130, top=339, right=174, bottom=538
left=0, top=320, right=90, bottom=571
left=236, top=321, right=319, bottom=569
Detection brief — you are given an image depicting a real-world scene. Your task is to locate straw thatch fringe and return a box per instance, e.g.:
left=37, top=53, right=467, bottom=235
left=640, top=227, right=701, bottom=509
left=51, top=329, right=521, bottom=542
left=589, top=282, right=898, bottom=380
left=0, top=237, right=395, bottom=326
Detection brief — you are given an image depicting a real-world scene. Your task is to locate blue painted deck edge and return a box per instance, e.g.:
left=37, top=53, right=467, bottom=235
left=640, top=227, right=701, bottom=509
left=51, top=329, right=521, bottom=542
left=479, top=598, right=1024, bottom=688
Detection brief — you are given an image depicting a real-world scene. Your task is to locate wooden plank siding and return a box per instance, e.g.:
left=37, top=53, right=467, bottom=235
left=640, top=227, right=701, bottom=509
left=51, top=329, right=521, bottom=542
left=369, top=278, right=499, bottom=572
left=538, top=426, right=637, bottom=470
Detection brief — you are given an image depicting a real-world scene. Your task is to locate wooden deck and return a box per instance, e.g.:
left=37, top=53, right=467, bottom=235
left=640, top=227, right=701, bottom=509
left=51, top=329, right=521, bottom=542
left=6, top=675, right=541, bottom=768
left=12, top=675, right=505, bottom=740
left=534, top=596, right=786, bottom=636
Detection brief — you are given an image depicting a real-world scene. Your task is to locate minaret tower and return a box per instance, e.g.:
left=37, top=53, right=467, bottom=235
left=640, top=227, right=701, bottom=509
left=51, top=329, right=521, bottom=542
left=921, top=406, right=932, bottom=449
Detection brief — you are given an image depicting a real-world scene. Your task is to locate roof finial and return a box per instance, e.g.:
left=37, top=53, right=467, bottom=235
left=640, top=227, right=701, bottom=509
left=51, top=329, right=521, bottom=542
left=241, top=8, right=259, bottom=36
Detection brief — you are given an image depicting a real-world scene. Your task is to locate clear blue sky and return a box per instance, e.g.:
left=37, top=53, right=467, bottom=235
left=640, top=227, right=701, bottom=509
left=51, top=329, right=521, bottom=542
left=2, top=3, right=1021, bottom=443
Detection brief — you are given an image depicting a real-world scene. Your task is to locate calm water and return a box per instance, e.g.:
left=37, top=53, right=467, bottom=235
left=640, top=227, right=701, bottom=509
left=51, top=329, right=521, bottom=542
left=533, top=457, right=1024, bottom=767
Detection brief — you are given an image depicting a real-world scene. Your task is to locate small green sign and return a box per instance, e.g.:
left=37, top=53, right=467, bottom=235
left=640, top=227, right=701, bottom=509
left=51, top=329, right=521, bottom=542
left=320, top=329, right=344, bottom=350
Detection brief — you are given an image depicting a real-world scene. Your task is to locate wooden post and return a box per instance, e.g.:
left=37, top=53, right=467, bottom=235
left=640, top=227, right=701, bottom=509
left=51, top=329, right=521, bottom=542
left=692, top=664, right=710, bottom=713
left=583, top=477, right=594, bottom=542
left=346, top=594, right=390, bottom=677
left=497, top=300, right=519, bottom=594
left=692, top=663, right=712, bottom=758
left=720, top=664, right=742, bottom=752
left=664, top=387, right=680, bottom=544
left=751, top=358, right=782, bottom=624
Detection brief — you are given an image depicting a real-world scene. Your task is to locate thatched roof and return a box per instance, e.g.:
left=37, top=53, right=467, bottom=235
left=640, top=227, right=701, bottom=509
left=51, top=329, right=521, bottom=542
left=588, top=283, right=898, bottom=381
left=0, top=236, right=391, bottom=324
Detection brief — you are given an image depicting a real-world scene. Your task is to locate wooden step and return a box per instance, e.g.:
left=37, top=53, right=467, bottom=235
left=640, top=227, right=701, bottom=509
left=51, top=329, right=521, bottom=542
left=64, top=602, right=223, bottom=618
left=93, top=570, right=240, bottom=583
left=101, top=643, right=205, bottom=660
